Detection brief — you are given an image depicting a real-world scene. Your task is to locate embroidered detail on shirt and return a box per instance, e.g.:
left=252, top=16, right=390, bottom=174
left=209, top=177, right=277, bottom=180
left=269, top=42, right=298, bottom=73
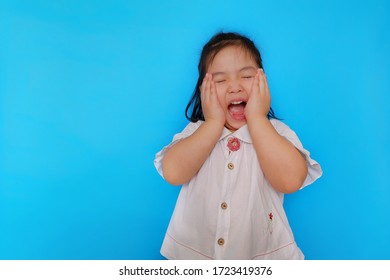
left=267, top=212, right=274, bottom=235
left=227, top=137, right=240, bottom=152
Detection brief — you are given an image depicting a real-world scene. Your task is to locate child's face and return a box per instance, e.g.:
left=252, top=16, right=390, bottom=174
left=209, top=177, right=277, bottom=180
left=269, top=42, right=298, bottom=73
left=207, top=46, right=258, bottom=131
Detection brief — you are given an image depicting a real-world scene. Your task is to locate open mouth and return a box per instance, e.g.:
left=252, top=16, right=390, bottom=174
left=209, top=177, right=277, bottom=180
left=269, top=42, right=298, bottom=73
left=228, top=100, right=247, bottom=121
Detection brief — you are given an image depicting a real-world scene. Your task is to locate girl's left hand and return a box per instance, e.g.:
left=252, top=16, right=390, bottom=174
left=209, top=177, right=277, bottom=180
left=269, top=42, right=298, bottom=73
left=245, top=68, right=271, bottom=121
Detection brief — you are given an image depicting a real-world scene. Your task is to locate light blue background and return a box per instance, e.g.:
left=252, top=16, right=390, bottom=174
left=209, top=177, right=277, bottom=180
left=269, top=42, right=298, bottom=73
left=1, top=0, right=389, bottom=260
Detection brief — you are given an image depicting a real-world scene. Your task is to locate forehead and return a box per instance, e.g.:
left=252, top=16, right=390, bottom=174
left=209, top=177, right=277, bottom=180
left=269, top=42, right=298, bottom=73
left=207, top=45, right=257, bottom=72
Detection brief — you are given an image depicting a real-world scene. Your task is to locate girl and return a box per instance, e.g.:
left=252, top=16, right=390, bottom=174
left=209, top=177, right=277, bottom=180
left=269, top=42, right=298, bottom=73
left=154, top=32, right=322, bottom=259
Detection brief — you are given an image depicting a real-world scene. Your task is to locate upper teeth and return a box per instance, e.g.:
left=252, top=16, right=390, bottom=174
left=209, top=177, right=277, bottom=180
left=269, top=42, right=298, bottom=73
left=231, top=101, right=243, bottom=105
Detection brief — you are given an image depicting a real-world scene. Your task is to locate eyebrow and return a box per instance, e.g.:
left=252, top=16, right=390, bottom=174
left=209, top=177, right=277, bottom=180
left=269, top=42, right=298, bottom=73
left=211, top=66, right=257, bottom=76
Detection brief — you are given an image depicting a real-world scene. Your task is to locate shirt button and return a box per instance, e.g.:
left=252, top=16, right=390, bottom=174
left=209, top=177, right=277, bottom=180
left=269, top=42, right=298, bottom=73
left=221, top=202, right=228, bottom=210
left=217, top=238, right=225, bottom=246
left=227, top=163, right=234, bottom=170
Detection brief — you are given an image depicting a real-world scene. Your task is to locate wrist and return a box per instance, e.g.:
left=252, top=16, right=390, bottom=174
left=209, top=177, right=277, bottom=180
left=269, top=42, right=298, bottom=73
left=246, top=114, right=269, bottom=127
left=246, top=115, right=271, bottom=136
left=202, top=119, right=225, bottom=136
left=204, top=119, right=225, bottom=129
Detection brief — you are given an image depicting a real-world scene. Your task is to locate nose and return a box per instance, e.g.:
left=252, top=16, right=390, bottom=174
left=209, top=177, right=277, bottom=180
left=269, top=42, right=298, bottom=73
left=227, top=79, right=243, bottom=94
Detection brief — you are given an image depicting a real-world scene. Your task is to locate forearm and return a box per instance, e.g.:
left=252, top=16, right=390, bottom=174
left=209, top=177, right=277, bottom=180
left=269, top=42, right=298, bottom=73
left=247, top=117, right=308, bottom=193
left=162, top=121, right=224, bottom=186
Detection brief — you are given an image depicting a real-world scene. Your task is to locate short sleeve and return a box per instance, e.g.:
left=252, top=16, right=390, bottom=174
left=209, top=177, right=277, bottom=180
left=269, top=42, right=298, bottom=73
left=270, top=119, right=323, bottom=189
left=154, top=121, right=203, bottom=179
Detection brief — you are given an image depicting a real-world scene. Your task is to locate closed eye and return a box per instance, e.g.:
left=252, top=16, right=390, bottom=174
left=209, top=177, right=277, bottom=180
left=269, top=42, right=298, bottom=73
left=215, top=80, right=226, bottom=84
left=242, top=76, right=254, bottom=79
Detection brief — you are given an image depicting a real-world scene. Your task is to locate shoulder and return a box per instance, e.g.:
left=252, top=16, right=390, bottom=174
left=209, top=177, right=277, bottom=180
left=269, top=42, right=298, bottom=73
left=172, top=120, right=203, bottom=141
left=269, top=118, right=293, bottom=134
left=187, top=120, right=203, bottom=130
left=182, top=120, right=203, bottom=134
left=269, top=118, right=302, bottom=143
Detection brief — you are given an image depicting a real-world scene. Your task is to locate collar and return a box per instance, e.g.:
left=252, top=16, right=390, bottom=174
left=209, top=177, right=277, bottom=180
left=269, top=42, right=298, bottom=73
left=219, top=124, right=252, bottom=144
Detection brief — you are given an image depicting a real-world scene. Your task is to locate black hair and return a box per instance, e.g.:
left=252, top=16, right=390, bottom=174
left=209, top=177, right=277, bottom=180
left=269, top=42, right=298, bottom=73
left=185, top=31, right=278, bottom=122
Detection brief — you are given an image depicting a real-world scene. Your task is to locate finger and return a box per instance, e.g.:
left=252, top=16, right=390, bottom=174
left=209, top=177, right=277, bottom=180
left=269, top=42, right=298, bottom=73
left=201, top=73, right=209, bottom=98
left=201, top=73, right=209, bottom=91
left=210, top=79, right=216, bottom=97
left=205, top=74, right=212, bottom=100
left=264, top=72, right=270, bottom=94
left=258, top=68, right=268, bottom=95
left=211, top=80, right=221, bottom=108
left=260, top=68, right=270, bottom=96
left=250, top=69, right=260, bottom=96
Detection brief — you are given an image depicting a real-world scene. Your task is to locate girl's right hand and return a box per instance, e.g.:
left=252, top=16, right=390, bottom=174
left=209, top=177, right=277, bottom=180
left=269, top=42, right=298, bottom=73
left=200, top=73, right=226, bottom=127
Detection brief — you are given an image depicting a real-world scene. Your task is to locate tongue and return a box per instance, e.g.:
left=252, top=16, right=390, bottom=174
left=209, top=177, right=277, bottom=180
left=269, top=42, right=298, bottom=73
left=228, top=104, right=246, bottom=120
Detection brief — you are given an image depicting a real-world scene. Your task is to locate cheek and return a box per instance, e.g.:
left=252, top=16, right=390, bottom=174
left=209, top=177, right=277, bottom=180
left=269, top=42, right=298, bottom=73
left=215, top=87, right=227, bottom=108
left=243, top=79, right=254, bottom=92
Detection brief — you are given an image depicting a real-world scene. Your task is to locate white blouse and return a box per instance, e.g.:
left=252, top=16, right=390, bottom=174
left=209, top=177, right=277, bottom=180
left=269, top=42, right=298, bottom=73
left=154, top=119, right=322, bottom=260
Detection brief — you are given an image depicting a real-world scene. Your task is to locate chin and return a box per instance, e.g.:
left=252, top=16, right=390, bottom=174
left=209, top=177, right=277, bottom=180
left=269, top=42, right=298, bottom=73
left=225, top=120, right=247, bottom=132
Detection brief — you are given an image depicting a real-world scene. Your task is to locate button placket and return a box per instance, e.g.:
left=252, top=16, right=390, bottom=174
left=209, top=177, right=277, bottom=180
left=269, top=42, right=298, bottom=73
left=217, top=238, right=225, bottom=246
left=215, top=136, right=241, bottom=257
